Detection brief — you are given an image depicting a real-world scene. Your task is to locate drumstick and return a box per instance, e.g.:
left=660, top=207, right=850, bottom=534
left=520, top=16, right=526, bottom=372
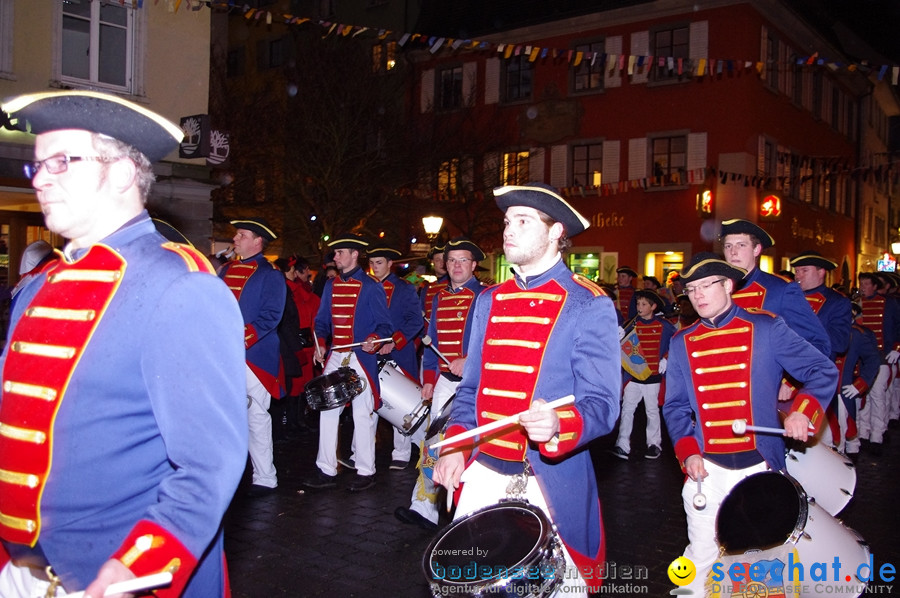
left=731, top=420, right=814, bottom=436
left=67, top=572, right=173, bottom=598
left=331, top=337, right=394, bottom=351
left=428, top=395, right=576, bottom=450
left=422, top=335, right=453, bottom=366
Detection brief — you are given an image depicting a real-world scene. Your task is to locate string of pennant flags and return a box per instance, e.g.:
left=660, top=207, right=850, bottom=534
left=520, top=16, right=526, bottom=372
left=133, top=0, right=900, bottom=85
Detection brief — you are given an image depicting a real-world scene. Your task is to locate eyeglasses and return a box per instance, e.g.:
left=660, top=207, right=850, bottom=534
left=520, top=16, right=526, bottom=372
left=684, top=278, right=727, bottom=296
left=446, top=257, right=473, bottom=265
left=24, top=154, right=113, bottom=179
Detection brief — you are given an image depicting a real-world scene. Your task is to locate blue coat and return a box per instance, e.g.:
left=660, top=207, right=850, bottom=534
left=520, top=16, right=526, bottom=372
left=446, top=259, right=621, bottom=577
left=422, top=276, right=485, bottom=385
left=663, top=304, right=838, bottom=472
left=381, top=272, right=423, bottom=377
left=0, top=213, right=247, bottom=595
left=803, top=283, right=851, bottom=360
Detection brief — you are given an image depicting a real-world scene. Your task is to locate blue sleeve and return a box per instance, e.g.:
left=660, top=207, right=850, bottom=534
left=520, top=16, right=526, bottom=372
left=782, top=282, right=831, bottom=358
left=395, top=280, right=424, bottom=341
left=771, top=315, right=838, bottom=407
left=314, top=278, right=334, bottom=342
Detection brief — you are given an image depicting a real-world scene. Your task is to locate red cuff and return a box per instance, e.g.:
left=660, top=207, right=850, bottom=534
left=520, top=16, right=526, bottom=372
left=852, top=379, right=869, bottom=395
left=790, top=393, right=827, bottom=432
left=244, top=324, right=258, bottom=349
left=392, top=331, right=408, bottom=350
left=423, top=369, right=439, bottom=386
left=440, top=424, right=473, bottom=463
left=539, top=405, right=584, bottom=457
left=673, top=436, right=702, bottom=471
left=111, top=520, right=198, bottom=598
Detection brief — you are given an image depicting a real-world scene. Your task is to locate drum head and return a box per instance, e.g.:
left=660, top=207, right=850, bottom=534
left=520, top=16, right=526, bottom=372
left=425, top=394, right=456, bottom=439
left=423, top=502, right=549, bottom=586
left=717, top=472, right=806, bottom=554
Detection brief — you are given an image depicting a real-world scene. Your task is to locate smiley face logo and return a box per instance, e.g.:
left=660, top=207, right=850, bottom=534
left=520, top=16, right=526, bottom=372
left=667, top=556, right=696, bottom=586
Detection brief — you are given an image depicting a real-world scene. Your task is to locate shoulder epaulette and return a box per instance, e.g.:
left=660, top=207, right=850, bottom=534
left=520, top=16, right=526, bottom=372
left=161, top=242, right=215, bottom=274
left=744, top=307, right=778, bottom=318
left=572, top=273, right=606, bottom=297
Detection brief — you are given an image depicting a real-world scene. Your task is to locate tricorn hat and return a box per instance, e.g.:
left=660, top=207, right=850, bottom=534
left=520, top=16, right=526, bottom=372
left=367, top=246, right=403, bottom=260
left=2, top=90, right=184, bottom=163
left=328, top=233, right=368, bottom=250
left=720, top=219, right=775, bottom=249
left=681, top=252, right=747, bottom=283
left=616, top=266, right=638, bottom=278
left=789, top=251, right=837, bottom=271
left=230, top=218, right=277, bottom=242
left=493, top=182, right=590, bottom=236
left=444, top=237, right=485, bottom=262
left=634, top=289, right=663, bottom=310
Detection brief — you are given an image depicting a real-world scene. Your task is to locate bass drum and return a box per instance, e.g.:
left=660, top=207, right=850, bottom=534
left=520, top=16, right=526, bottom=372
left=422, top=501, right=565, bottom=598
left=717, top=471, right=869, bottom=598
left=304, top=367, right=365, bottom=410
left=785, top=436, right=856, bottom=516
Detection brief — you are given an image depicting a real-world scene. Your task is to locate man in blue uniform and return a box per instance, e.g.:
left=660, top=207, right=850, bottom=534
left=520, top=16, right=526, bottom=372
left=836, top=303, right=880, bottom=456
left=367, top=245, right=423, bottom=470
left=304, top=234, right=393, bottom=492
left=0, top=90, right=247, bottom=597
left=420, top=244, right=449, bottom=317
left=433, top=183, right=621, bottom=595
left=790, top=250, right=851, bottom=360
left=220, top=218, right=285, bottom=496
left=663, top=253, right=838, bottom=596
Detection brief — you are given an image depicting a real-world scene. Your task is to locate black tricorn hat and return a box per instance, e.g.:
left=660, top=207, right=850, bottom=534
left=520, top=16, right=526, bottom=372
left=328, top=233, right=368, bottom=251
left=493, top=182, right=590, bottom=236
left=616, top=266, right=638, bottom=278
left=230, top=218, right=277, bottom=242
left=444, top=237, right=485, bottom=262
left=720, top=219, right=775, bottom=249
left=367, top=246, right=402, bottom=260
left=153, top=218, right=193, bottom=246
left=428, top=243, right=446, bottom=258
left=790, top=251, right=837, bottom=271
left=681, top=252, right=747, bottom=283
left=634, top=289, right=663, bottom=309
left=2, top=90, right=184, bottom=163
left=642, top=275, right=661, bottom=287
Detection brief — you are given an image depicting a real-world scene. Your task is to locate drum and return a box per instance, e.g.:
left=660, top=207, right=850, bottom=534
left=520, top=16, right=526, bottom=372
left=304, top=367, right=365, bottom=410
left=785, top=437, right=856, bottom=516
left=376, top=361, right=429, bottom=436
left=422, top=501, right=565, bottom=597
left=422, top=394, right=456, bottom=482
left=717, top=472, right=869, bottom=598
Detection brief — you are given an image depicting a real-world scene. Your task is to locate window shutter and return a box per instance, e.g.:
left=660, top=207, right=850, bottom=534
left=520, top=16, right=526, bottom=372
left=463, top=62, right=477, bottom=107
left=482, top=152, right=500, bottom=188
left=757, top=135, right=766, bottom=177
left=687, top=132, right=707, bottom=171
left=602, top=140, right=620, bottom=184
left=604, top=35, right=622, bottom=89
left=689, top=21, right=708, bottom=60
left=628, top=138, right=647, bottom=181
left=485, top=58, right=500, bottom=105
left=529, top=148, right=545, bottom=182
left=550, top=145, right=568, bottom=188
left=420, top=69, right=434, bottom=113
left=630, top=31, right=649, bottom=85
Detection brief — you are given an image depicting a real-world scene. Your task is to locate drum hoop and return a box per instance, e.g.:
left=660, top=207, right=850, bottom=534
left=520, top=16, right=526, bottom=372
left=422, top=501, right=553, bottom=588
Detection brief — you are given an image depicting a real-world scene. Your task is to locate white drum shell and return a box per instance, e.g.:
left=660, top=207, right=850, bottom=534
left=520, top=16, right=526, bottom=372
left=785, top=438, right=856, bottom=516
left=377, top=362, right=428, bottom=435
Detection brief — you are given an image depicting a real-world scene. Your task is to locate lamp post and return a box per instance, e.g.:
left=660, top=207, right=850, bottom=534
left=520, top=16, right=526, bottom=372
left=422, top=216, right=443, bottom=244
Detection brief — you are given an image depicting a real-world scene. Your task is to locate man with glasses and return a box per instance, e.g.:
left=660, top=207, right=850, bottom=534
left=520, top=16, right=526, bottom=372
left=395, top=237, right=485, bottom=530
left=0, top=90, right=247, bottom=597
left=663, top=253, right=838, bottom=596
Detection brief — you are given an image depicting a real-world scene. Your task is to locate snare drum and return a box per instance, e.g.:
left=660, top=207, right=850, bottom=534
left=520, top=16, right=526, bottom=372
left=422, top=501, right=565, bottom=598
left=304, top=367, right=365, bottom=410
left=376, top=361, right=429, bottom=436
left=717, top=472, right=869, bottom=598
left=785, top=437, right=856, bottom=516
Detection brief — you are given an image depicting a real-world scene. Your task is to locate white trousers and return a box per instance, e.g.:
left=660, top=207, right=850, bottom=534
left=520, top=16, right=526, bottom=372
left=246, top=366, right=277, bottom=488
left=889, top=364, right=900, bottom=421
left=452, top=461, right=588, bottom=598
left=680, top=459, right=768, bottom=597
left=858, top=364, right=889, bottom=443
left=615, top=381, right=662, bottom=452
left=316, top=352, right=378, bottom=476
left=409, top=375, right=458, bottom=523
left=0, top=562, right=66, bottom=598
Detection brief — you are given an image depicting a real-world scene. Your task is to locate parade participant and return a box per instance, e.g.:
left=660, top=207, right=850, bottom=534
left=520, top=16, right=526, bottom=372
left=303, top=234, right=392, bottom=492
left=615, top=265, right=638, bottom=321
left=721, top=219, right=830, bottom=358
left=855, top=272, right=900, bottom=455
left=367, top=245, right=424, bottom=470
left=283, top=255, right=320, bottom=389
left=432, top=183, right=621, bottom=595
left=394, top=237, right=485, bottom=530
left=420, top=243, right=449, bottom=316
left=674, top=293, right=698, bottom=330
left=610, top=289, right=675, bottom=460
left=790, top=250, right=851, bottom=360
left=662, top=253, right=838, bottom=596
left=0, top=90, right=247, bottom=597
left=835, top=303, right=880, bottom=456
left=642, top=274, right=673, bottom=311
left=220, top=218, right=286, bottom=496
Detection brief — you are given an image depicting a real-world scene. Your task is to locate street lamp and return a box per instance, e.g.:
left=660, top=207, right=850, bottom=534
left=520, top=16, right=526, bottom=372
left=422, top=216, right=443, bottom=242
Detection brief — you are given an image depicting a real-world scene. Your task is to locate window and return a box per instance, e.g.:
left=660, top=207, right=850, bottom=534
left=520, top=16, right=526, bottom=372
left=650, top=136, right=686, bottom=185
left=573, top=41, right=604, bottom=92
left=572, top=143, right=603, bottom=187
left=501, top=151, right=530, bottom=185
left=61, top=0, right=133, bottom=90
left=372, top=41, right=397, bottom=73
left=257, top=37, right=291, bottom=71
left=437, top=66, right=463, bottom=110
left=438, top=159, right=459, bottom=199
left=651, top=25, right=689, bottom=82
left=503, top=55, right=532, bottom=102
left=227, top=47, right=246, bottom=78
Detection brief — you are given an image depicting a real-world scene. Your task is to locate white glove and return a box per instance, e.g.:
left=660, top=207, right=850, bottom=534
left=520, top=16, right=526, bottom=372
left=888, top=350, right=900, bottom=365
left=658, top=357, right=667, bottom=374
left=617, top=326, right=626, bottom=341
left=841, top=384, right=860, bottom=400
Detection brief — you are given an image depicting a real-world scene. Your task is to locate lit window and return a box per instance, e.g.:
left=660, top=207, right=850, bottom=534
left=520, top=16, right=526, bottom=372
left=501, top=151, right=530, bottom=185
